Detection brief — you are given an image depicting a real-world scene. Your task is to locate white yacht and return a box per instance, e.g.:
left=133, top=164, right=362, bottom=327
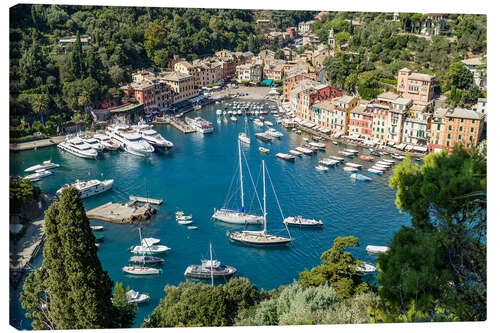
left=265, top=128, right=283, bottom=138
left=213, top=140, right=264, bottom=225
left=23, top=169, right=53, bottom=182
left=138, top=128, right=174, bottom=150
left=81, top=136, right=104, bottom=152
left=107, top=125, right=154, bottom=157
left=185, top=117, right=214, bottom=134
left=56, top=179, right=114, bottom=198
left=24, top=160, right=60, bottom=173
left=238, top=132, right=250, bottom=145
left=57, top=136, right=99, bottom=159
left=126, top=290, right=151, bottom=304
left=93, top=133, right=121, bottom=151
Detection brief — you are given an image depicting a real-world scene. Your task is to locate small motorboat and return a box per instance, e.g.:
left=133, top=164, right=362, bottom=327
left=259, top=147, right=270, bottom=154
left=91, top=225, right=104, bottom=231
left=350, top=173, right=372, bottom=181
left=392, top=154, right=405, bottom=160
left=126, top=289, right=150, bottom=304
left=295, top=146, right=313, bottom=155
left=122, top=265, right=161, bottom=275
left=319, top=158, right=339, bottom=167
left=359, top=155, right=374, bottom=161
left=356, top=262, right=377, bottom=274
left=178, top=219, right=193, bottom=225
left=264, top=121, right=273, bottom=127
left=366, top=245, right=390, bottom=254
left=343, top=166, right=357, bottom=172
left=345, top=162, right=362, bottom=169
left=176, top=214, right=192, bottom=221
left=231, top=116, right=237, bottom=122
left=187, top=226, right=198, bottom=230
left=367, top=168, right=384, bottom=175
left=331, top=141, right=338, bottom=145
left=94, top=234, right=104, bottom=242
left=289, top=149, right=303, bottom=156
left=329, top=155, right=344, bottom=162
left=315, top=165, right=328, bottom=172
left=276, top=153, right=295, bottom=162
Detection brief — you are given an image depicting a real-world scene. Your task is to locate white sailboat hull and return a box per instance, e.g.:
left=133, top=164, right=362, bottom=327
left=212, top=209, right=263, bottom=224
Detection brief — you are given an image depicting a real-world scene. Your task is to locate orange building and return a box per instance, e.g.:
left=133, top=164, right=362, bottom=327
left=429, top=107, right=484, bottom=152
left=283, top=71, right=317, bottom=102
left=397, top=68, right=438, bottom=103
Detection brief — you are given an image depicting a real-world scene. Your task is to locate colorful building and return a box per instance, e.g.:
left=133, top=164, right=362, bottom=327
left=349, top=102, right=372, bottom=140
left=397, top=68, right=438, bottom=103
left=158, top=71, right=198, bottom=104
left=428, top=107, right=485, bottom=152
left=314, top=96, right=358, bottom=135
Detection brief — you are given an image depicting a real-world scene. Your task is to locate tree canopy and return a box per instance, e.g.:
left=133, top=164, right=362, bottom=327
left=20, top=187, right=135, bottom=329
left=377, top=146, right=486, bottom=321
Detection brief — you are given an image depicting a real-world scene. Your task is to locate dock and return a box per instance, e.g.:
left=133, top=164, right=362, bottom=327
left=86, top=201, right=157, bottom=224
left=129, top=196, right=163, bottom=205
left=168, top=117, right=196, bottom=134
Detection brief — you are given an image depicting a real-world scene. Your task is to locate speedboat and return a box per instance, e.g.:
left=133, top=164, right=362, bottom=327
left=24, top=160, right=60, bottom=173
left=259, top=147, right=270, bottom=154
left=289, top=149, right=303, bottom=156
left=129, top=244, right=171, bottom=255
left=343, top=166, right=358, bottom=172
left=366, top=245, right=390, bottom=254
left=23, top=169, right=53, bottom=182
left=357, top=262, right=377, bottom=274
left=122, top=266, right=160, bottom=275
left=295, top=146, right=313, bottom=155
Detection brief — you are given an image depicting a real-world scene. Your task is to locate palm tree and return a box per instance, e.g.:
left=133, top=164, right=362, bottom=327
left=31, top=94, right=49, bottom=126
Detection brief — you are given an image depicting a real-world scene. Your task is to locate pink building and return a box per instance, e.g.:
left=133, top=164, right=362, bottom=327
left=397, top=68, right=438, bottom=103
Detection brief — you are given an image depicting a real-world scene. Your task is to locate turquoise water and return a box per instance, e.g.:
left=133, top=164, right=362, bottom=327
left=10, top=100, right=411, bottom=328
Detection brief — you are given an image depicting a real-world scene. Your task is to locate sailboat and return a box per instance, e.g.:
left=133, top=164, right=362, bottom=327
left=238, top=115, right=251, bottom=145
left=212, top=140, right=264, bottom=225
left=229, top=160, right=293, bottom=246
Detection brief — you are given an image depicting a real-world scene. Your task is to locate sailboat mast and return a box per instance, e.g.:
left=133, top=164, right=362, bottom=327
left=210, top=243, right=214, bottom=287
left=238, top=140, right=244, bottom=211
left=262, top=160, right=266, bottom=235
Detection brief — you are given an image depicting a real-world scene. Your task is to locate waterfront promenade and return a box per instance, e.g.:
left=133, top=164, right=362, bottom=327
left=10, top=135, right=66, bottom=152
left=211, top=86, right=272, bottom=100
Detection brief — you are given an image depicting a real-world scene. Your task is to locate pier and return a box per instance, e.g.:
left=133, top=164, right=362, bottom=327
left=168, top=117, right=196, bottom=134
left=129, top=196, right=163, bottom=205
left=86, top=201, right=157, bottom=223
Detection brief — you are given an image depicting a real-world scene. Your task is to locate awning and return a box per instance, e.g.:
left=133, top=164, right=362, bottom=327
left=413, top=146, right=428, bottom=152
left=405, top=145, right=414, bottom=151
left=395, top=143, right=407, bottom=150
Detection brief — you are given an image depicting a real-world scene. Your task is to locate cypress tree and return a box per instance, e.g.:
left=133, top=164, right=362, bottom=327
left=21, top=187, right=130, bottom=329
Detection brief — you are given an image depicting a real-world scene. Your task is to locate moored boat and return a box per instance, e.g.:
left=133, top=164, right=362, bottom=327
left=276, top=153, right=295, bottom=162
left=259, top=147, right=270, bottom=154
left=24, top=169, right=53, bottom=182
left=283, top=216, right=323, bottom=227
left=56, top=179, right=114, bottom=198
left=367, top=168, right=384, bottom=175
left=366, top=245, right=390, bottom=254
left=129, top=256, right=165, bottom=264
left=357, top=262, right=377, bottom=274
left=345, top=162, right=362, bottom=169
left=350, top=173, right=372, bottom=181
left=238, top=132, right=251, bottom=145
left=126, top=289, right=151, bottom=304
left=295, top=146, right=313, bottom=155
left=93, top=133, right=121, bottom=151
left=359, top=155, right=374, bottom=161
left=255, top=132, right=273, bottom=143
left=185, top=117, right=214, bottom=134
left=289, top=149, right=302, bottom=156
left=343, top=166, right=357, bottom=172
left=315, top=165, right=328, bottom=172
left=122, top=265, right=160, bottom=275
left=58, top=136, right=99, bottom=159
left=329, top=155, right=344, bottom=162
left=184, top=243, right=236, bottom=281
left=24, top=160, right=60, bottom=173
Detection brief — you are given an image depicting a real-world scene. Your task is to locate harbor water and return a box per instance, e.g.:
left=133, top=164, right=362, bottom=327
left=10, top=100, right=412, bottom=328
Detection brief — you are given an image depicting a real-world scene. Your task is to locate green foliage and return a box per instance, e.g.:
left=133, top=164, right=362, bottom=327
left=144, top=278, right=265, bottom=327
left=20, top=187, right=135, bottom=329
left=334, top=31, right=350, bottom=44
left=111, top=283, right=137, bottom=328
left=298, top=236, right=369, bottom=298
left=381, top=148, right=486, bottom=321
left=9, top=177, right=41, bottom=214
left=446, top=62, right=473, bottom=90
left=357, top=71, right=382, bottom=99
left=236, top=284, right=379, bottom=326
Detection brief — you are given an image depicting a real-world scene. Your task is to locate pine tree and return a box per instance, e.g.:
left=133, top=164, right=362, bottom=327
left=70, top=31, right=85, bottom=79
left=21, top=187, right=134, bottom=329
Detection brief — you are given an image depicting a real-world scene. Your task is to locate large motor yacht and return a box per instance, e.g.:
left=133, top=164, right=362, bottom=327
left=56, top=179, right=114, bottom=198
left=57, top=136, right=99, bottom=159
left=106, top=124, right=154, bottom=157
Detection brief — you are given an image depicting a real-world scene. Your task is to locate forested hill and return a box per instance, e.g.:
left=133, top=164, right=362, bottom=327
left=9, top=4, right=315, bottom=123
